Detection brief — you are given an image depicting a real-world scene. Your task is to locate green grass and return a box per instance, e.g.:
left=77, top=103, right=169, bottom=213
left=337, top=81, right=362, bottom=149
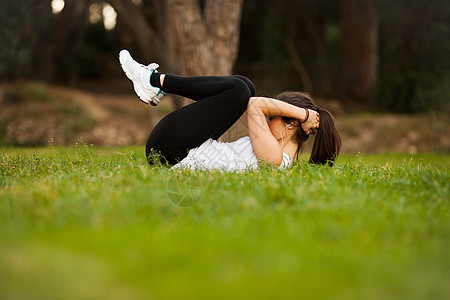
left=1, top=146, right=449, bottom=300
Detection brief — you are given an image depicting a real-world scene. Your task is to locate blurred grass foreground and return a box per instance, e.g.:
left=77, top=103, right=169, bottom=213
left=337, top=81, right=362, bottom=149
left=1, top=146, right=449, bottom=300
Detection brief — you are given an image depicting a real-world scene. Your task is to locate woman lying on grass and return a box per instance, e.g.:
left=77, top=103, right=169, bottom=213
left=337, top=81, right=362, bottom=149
left=119, top=50, right=341, bottom=170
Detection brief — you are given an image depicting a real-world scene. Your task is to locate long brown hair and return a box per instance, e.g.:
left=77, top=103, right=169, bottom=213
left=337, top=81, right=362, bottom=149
left=277, top=91, right=341, bottom=166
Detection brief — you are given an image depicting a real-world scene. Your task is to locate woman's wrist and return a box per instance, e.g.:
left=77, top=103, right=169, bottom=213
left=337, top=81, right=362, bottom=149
left=301, top=108, right=309, bottom=123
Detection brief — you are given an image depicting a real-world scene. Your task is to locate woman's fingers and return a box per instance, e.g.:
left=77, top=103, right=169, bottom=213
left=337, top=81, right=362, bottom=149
left=301, top=109, right=320, bottom=135
left=311, top=112, right=319, bottom=134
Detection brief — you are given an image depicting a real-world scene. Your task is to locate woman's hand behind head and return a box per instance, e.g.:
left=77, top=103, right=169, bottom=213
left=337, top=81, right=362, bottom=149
left=301, top=109, right=320, bottom=135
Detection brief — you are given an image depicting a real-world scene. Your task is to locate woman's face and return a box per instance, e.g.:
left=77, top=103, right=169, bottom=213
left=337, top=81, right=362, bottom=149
left=267, top=116, right=287, bottom=140
left=268, top=116, right=314, bottom=141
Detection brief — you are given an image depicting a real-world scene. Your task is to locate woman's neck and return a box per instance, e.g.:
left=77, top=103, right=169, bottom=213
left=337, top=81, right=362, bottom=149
left=279, top=139, right=298, bottom=158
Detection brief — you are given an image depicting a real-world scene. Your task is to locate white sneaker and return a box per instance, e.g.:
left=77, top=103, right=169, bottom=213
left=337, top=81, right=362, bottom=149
left=119, top=49, right=166, bottom=106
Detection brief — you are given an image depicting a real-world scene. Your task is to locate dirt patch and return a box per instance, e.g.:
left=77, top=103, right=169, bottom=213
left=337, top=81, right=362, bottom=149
left=1, top=81, right=448, bottom=153
left=337, top=113, right=449, bottom=154
left=0, top=82, right=170, bottom=147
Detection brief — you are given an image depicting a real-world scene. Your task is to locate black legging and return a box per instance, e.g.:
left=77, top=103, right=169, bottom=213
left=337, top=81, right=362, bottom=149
left=146, top=74, right=256, bottom=165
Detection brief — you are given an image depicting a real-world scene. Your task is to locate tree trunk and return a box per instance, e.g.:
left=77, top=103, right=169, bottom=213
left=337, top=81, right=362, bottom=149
left=110, top=0, right=242, bottom=76
left=339, top=0, right=378, bottom=104
left=166, top=0, right=243, bottom=76
left=108, top=0, right=168, bottom=65
left=108, top=0, right=182, bottom=110
left=166, top=0, right=245, bottom=141
left=109, top=0, right=244, bottom=139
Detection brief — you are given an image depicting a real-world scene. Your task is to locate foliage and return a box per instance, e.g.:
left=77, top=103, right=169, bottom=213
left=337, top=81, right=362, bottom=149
left=238, top=0, right=449, bottom=112
left=375, top=0, right=450, bottom=112
left=0, top=0, right=120, bottom=83
left=1, top=147, right=449, bottom=299
left=0, top=0, right=53, bottom=79
left=0, top=0, right=448, bottom=112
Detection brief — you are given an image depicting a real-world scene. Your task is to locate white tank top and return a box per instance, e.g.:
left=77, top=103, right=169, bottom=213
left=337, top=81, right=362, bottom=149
left=173, top=136, right=293, bottom=171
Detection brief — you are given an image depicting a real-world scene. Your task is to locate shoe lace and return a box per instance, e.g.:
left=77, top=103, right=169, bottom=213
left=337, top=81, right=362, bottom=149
left=141, top=62, right=159, bottom=70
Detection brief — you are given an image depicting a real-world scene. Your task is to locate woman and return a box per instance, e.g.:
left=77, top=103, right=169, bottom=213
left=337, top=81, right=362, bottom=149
left=119, top=50, right=341, bottom=170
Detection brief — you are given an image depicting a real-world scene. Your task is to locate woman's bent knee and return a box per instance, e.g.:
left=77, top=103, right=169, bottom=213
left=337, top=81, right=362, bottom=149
left=232, top=75, right=256, bottom=97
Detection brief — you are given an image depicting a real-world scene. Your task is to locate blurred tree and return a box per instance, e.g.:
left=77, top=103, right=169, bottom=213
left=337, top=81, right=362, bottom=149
left=107, top=0, right=173, bottom=68
left=237, top=0, right=448, bottom=112
left=107, top=0, right=244, bottom=139
left=236, top=0, right=340, bottom=96
left=0, top=0, right=54, bottom=80
left=51, top=0, right=90, bottom=84
left=108, top=0, right=243, bottom=109
left=375, top=0, right=450, bottom=112
left=283, top=0, right=339, bottom=96
left=0, top=0, right=118, bottom=84
left=339, top=0, right=378, bottom=105
left=166, top=0, right=243, bottom=76
left=108, top=0, right=243, bottom=76
left=1, top=0, right=448, bottom=113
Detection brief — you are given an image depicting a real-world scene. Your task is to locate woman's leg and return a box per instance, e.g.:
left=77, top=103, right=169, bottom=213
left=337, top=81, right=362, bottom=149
left=146, top=74, right=255, bottom=165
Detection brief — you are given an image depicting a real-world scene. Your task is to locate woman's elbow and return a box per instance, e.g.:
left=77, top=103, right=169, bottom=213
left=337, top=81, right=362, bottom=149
left=248, top=97, right=263, bottom=110
left=257, top=158, right=283, bottom=168
left=256, top=153, right=283, bottom=168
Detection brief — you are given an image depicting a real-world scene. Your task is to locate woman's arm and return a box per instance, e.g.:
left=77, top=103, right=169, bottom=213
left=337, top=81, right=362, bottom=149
left=247, top=97, right=319, bottom=166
